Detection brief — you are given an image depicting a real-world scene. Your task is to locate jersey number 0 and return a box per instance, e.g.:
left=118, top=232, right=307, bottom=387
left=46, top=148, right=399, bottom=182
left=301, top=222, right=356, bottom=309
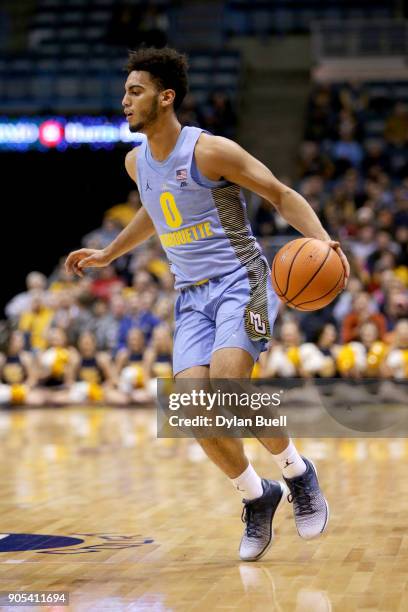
left=160, top=192, right=183, bottom=229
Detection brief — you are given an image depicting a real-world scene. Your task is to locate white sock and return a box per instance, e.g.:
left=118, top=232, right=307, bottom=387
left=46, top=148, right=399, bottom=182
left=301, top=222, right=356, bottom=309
left=231, top=463, right=263, bottom=500
left=271, top=440, right=306, bottom=479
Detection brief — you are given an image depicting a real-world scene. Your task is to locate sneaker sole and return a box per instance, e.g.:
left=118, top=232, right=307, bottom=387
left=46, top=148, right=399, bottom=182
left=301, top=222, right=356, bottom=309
left=297, top=458, right=330, bottom=540
left=239, top=481, right=285, bottom=562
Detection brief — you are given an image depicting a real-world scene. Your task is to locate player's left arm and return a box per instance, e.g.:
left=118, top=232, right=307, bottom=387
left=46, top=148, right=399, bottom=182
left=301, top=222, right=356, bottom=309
left=195, top=135, right=350, bottom=286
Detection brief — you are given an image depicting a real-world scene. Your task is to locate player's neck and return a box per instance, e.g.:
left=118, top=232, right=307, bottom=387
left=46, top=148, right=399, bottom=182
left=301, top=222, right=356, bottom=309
left=145, top=115, right=182, bottom=162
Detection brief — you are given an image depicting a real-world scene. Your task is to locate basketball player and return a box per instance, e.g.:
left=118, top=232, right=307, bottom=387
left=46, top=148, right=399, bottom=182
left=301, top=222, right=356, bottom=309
left=65, top=47, right=350, bottom=561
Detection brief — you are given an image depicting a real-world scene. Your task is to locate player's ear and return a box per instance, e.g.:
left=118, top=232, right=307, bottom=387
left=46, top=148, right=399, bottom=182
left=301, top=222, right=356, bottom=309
left=160, top=89, right=176, bottom=108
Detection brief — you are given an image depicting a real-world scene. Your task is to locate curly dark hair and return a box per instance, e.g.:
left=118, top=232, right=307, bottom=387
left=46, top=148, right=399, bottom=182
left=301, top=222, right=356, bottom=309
left=126, top=47, right=189, bottom=111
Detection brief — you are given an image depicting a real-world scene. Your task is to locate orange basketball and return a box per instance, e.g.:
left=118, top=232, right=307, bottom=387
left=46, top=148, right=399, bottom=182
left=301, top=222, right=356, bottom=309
left=271, top=238, right=344, bottom=311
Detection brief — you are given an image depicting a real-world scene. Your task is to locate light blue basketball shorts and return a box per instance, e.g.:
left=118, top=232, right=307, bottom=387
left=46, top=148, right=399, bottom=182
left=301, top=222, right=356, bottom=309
left=173, top=258, right=280, bottom=376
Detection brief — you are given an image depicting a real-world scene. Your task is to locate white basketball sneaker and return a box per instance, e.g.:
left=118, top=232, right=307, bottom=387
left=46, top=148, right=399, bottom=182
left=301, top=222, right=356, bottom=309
left=284, top=457, right=329, bottom=539
left=239, top=479, right=285, bottom=562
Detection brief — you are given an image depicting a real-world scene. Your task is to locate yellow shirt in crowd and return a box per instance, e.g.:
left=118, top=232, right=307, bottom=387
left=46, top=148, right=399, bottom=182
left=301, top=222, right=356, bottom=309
left=19, top=307, right=54, bottom=350
left=104, top=204, right=135, bottom=227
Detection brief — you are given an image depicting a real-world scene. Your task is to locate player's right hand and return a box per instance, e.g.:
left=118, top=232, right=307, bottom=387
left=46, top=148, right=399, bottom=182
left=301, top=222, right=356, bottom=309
left=64, top=248, right=111, bottom=278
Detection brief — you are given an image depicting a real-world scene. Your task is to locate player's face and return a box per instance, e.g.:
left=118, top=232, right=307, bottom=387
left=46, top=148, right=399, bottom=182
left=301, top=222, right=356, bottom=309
left=122, top=71, right=160, bottom=133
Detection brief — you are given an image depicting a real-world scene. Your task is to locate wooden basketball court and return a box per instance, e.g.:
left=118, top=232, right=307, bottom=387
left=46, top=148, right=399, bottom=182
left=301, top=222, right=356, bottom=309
left=0, top=407, right=406, bottom=611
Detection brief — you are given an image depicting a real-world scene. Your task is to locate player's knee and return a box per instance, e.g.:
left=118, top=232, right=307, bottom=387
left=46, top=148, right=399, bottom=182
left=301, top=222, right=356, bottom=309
left=210, top=348, right=254, bottom=379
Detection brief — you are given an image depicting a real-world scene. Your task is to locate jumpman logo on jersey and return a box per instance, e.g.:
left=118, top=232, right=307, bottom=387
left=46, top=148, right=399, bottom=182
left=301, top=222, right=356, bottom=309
left=284, top=459, right=294, bottom=468
left=145, top=180, right=152, bottom=191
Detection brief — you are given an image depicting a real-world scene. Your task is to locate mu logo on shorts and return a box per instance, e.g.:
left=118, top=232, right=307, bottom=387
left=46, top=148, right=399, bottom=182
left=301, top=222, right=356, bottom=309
left=248, top=311, right=267, bottom=335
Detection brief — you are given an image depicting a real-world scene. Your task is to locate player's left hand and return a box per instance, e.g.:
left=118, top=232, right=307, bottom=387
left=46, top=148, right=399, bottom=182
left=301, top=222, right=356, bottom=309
left=326, top=240, right=350, bottom=290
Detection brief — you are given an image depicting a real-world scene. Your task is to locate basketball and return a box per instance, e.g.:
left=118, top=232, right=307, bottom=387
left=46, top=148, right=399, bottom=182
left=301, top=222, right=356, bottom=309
left=271, top=238, right=344, bottom=311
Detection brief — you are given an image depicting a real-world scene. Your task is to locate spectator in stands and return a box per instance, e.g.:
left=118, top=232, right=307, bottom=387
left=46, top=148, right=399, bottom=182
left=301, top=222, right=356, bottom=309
left=51, top=331, right=127, bottom=406
left=104, top=190, right=141, bottom=229
left=297, top=304, right=337, bottom=344
left=383, top=291, right=408, bottom=333
left=90, top=266, right=124, bottom=301
left=48, top=259, right=77, bottom=292
left=204, top=91, right=236, bottom=137
left=107, top=1, right=168, bottom=49
left=49, top=289, right=78, bottom=333
left=332, top=125, right=363, bottom=171
left=0, top=331, right=46, bottom=406
left=97, top=294, right=127, bottom=353
left=143, top=323, right=173, bottom=380
left=338, top=81, right=368, bottom=115
left=371, top=250, right=398, bottom=280
left=82, top=218, right=122, bottom=251
left=262, top=321, right=303, bottom=378
left=298, top=141, right=334, bottom=179
left=18, top=290, right=54, bottom=351
left=116, top=328, right=146, bottom=395
left=373, top=269, right=405, bottom=313
left=366, top=231, right=399, bottom=274
left=117, top=291, right=160, bottom=350
left=66, top=291, right=95, bottom=346
left=337, top=320, right=388, bottom=379
left=39, top=327, right=77, bottom=388
left=154, top=296, right=174, bottom=329
left=377, top=208, right=395, bottom=233
left=341, top=292, right=387, bottom=343
left=365, top=178, right=394, bottom=209
left=92, top=299, right=114, bottom=351
left=129, top=239, right=170, bottom=280
left=395, top=188, right=408, bottom=226
left=383, top=319, right=408, bottom=379
left=349, top=225, right=377, bottom=262
left=358, top=320, right=388, bottom=376
left=0, top=331, right=38, bottom=388
left=388, top=138, right=408, bottom=178
left=125, top=324, right=173, bottom=403
left=299, top=175, right=326, bottom=211
left=178, top=93, right=205, bottom=128
left=297, top=323, right=339, bottom=378
left=323, top=186, right=357, bottom=237
left=384, top=102, right=408, bottom=144
left=395, top=225, right=408, bottom=268
left=333, top=277, right=363, bottom=325
left=106, top=2, right=143, bottom=47
left=334, top=108, right=364, bottom=142
left=138, top=2, right=169, bottom=48
left=132, top=270, right=156, bottom=294
left=305, top=85, right=335, bottom=141
left=314, top=323, right=340, bottom=377
left=362, top=141, right=389, bottom=176
left=5, top=271, right=47, bottom=321
left=252, top=199, right=277, bottom=237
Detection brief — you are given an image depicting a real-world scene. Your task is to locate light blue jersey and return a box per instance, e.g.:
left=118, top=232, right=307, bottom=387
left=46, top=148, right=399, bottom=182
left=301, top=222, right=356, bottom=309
left=134, top=126, right=278, bottom=348
left=135, top=126, right=263, bottom=286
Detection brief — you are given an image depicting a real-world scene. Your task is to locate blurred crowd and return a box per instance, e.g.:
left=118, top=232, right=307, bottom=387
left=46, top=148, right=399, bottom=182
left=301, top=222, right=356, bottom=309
left=106, top=1, right=170, bottom=50
left=178, top=91, right=237, bottom=139
left=1, top=195, right=175, bottom=406
left=1, top=81, right=407, bottom=406
left=254, top=81, right=408, bottom=383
